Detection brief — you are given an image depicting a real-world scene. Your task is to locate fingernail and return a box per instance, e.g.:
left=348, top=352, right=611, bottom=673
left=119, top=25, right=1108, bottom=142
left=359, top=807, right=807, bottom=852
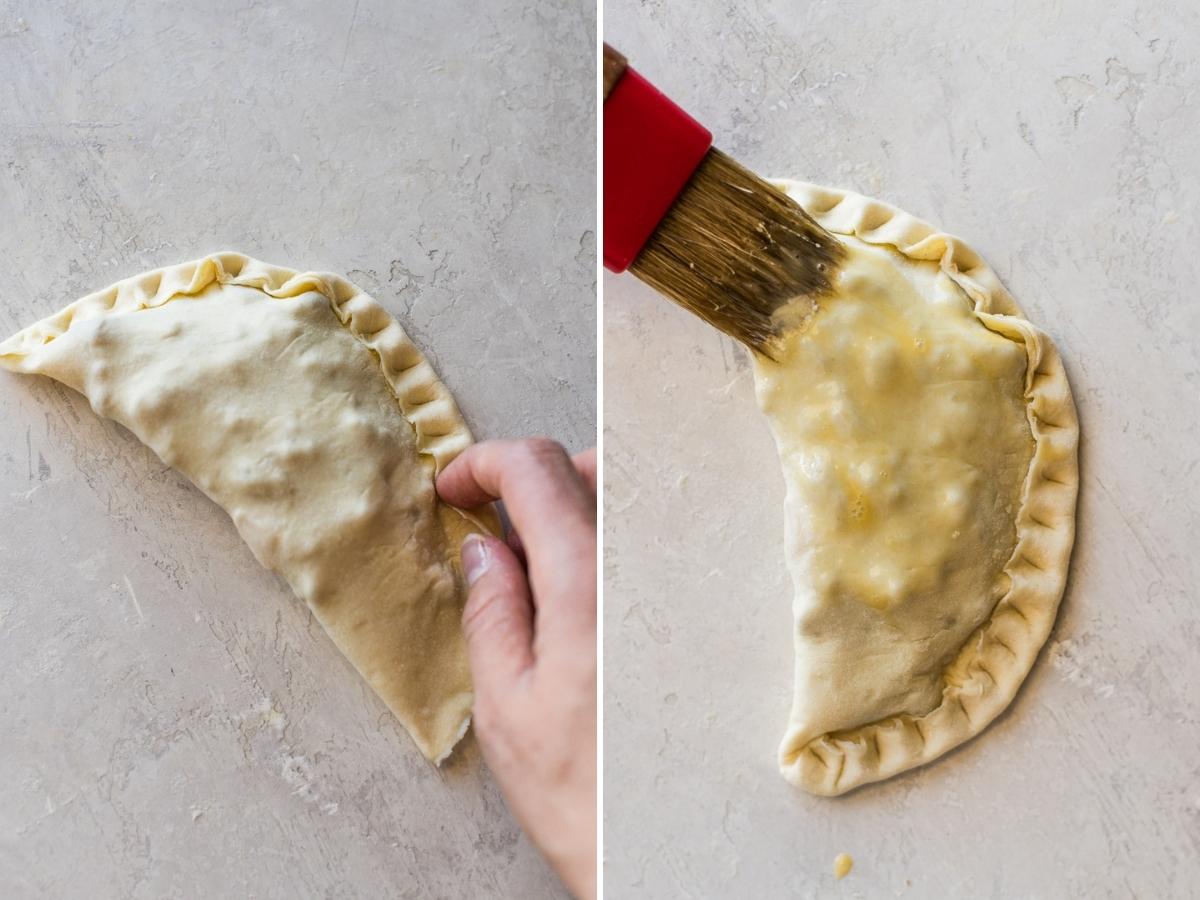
left=461, top=535, right=490, bottom=586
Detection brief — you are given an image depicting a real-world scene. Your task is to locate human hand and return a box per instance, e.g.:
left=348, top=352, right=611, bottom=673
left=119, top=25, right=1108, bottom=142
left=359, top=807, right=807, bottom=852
left=436, top=439, right=597, bottom=900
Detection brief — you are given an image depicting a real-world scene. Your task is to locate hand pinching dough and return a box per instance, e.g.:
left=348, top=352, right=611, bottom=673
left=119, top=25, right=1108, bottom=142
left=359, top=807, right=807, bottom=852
left=0, top=253, right=495, bottom=763
left=755, top=184, right=1078, bottom=795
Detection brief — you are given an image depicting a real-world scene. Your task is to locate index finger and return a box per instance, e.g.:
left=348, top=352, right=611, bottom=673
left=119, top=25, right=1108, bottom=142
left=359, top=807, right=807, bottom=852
left=437, top=438, right=596, bottom=599
left=572, top=448, right=597, bottom=496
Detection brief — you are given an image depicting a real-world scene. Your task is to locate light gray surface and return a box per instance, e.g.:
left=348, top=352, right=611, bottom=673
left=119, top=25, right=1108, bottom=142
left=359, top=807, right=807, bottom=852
left=0, top=1, right=593, bottom=897
left=604, top=2, right=1199, bottom=897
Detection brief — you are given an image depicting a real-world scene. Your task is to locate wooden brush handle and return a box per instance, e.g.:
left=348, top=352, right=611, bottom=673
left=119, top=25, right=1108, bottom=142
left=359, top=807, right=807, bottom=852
left=603, top=44, right=627, bottom=99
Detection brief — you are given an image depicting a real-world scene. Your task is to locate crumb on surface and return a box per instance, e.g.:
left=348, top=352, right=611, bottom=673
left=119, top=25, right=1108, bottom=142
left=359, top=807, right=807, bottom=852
left=834, top=852, right=853, bottom=880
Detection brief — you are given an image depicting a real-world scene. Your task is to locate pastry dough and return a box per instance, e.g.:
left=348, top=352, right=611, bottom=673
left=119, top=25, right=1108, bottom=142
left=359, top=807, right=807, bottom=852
left=0, top=253, right=494, bottom=763
left=755, top=183, right=1078, bottom=795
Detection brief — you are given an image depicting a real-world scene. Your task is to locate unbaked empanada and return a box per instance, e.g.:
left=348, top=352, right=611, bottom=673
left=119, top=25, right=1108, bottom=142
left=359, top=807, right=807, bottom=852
left=0, top=253, right=493, bottom=762
left=755, top=184, right=1078, bottom=795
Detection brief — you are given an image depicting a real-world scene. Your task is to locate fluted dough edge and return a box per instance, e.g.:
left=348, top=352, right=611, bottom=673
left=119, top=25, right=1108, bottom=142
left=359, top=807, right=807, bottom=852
left=773, top=182, right=1080, bottom=796
left=0, top=251, right=474, bottom=474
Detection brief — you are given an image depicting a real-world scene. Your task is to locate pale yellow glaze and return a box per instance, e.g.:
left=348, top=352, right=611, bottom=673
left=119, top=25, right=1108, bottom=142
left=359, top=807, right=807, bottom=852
left=752, top=181, right=1078, bottom=797
left=755, top=238, right=1034, bottom=752
left=758, top=240, right=1032, bottom=611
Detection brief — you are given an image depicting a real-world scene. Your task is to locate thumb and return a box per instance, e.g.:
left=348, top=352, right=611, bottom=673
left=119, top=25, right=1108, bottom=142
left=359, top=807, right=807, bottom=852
left=460, top=534, right=535, bottom=688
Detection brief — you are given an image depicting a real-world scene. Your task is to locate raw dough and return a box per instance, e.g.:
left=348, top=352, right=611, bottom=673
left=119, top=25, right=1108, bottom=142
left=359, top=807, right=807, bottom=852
left=0, top=253, right=495, bottom=763
left=755, top=184, right=1078, bottom=795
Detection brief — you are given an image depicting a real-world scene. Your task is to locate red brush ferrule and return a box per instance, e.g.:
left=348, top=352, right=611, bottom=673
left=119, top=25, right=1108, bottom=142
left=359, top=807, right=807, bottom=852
left=603, top=68, right=712, bottom=273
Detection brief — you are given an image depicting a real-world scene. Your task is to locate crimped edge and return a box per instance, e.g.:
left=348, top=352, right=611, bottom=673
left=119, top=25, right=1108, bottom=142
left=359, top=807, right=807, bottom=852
left=771, top=182, right=1079, bottom=796
left=0, top=251, right=474, bottom=474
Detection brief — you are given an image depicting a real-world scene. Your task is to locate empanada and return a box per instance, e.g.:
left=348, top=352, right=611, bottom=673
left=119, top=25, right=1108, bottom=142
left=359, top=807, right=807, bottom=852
left=0, top=253, right=493, bottom=763
left=755, top=184, right=1078, bottom=795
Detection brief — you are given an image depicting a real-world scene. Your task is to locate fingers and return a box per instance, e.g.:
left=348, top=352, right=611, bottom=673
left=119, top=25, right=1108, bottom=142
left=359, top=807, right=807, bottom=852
left=572, top=448, right=597, bottom=496
left=437, top=438, right=594, bottom=578
left=437, top=438, right=596, bottom=642
left=486, top=445, right=595, bottom=565
left=437, top=439, right=590, bottom=516
left=459, top=534, right=535, bottom=689
left=506, top=528, right=527, bottom=564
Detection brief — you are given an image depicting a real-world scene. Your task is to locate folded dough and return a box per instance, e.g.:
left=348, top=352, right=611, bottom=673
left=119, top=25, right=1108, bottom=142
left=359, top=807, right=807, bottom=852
left=0, top=253, right=494, bottom=763
left=755, top=184, right=1078, bottom=795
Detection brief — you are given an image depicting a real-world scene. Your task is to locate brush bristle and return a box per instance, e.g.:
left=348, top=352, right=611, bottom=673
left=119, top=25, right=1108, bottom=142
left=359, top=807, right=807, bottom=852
left=630, top=148, right=843, bottom=358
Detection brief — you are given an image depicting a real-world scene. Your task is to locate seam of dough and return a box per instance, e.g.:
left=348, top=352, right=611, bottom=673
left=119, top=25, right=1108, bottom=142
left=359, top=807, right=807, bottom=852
left=0, top=251, right=473, bottom=475
left=771, top=182, right=1079, bottom=796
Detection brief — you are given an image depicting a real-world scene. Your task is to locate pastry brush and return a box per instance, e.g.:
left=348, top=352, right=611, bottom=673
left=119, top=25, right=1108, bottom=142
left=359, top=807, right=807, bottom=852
left=604, top=44, right=843, bottom=359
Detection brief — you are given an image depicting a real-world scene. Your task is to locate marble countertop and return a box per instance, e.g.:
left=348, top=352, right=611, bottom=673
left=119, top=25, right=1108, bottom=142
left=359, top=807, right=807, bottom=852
left=0, top=1, right=593, bottom=896
left=604, top=1, right=1199, bottom=897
